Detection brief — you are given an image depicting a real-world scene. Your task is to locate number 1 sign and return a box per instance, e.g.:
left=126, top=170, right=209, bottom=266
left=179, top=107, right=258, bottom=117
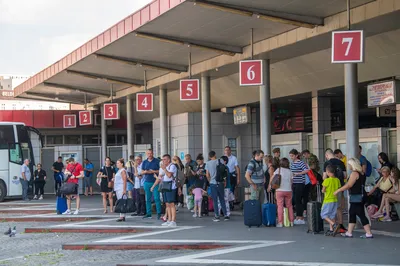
left=63, top=114, right=76, bottom=128
left=331, top=30, right=364, bottom=63
left=136, top=93, right=153, bottom=112
left=239, top=60, right=264, bottom=86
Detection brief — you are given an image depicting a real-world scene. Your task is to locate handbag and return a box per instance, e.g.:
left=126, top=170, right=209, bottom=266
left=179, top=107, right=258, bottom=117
left=349, top=194, right=363, bottom=203
left=307, top=170, right=318, bottom=186
left=271, top=168, right=281, bottom=190
left=59, top=183, right=78, bottom=195
left=114, top=195, right=129, bottom=213
left=160, top=181, right=173, bottom=192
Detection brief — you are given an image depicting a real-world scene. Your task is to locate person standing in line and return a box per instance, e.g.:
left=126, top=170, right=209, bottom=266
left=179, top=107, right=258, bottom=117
left=52, top=156, right=64, bottom=195
left=245, top=150, right=266, bottom=206
left=33, top=163, right=46, bottom=200
left=216, top=156, right=232, bottom=218
left=334, top=149, right=347, bottom=168
left=125, top=155, right=136, bottom=199
left=184, top=154, right=198, bottom=207
left=83, top=159, right=94, bottom=196
left=289, top=149, right=310, bottom=225
left=20, top=159, right=31, bottom=201
left=141, top=149, right=161, bottom=219
left=131, top=155, right=146, bottom=216
left=97, top=157, right=115, bottom=213
left=224, top=146, right=240, bottom=194
left=62, top=158, right=84, bottom=215
left=113, top=158, right=128, bottom=222
left=272, top=148, right=281, bottom=169
left=264, top=155, right=276, bottom=202
left=172, top=156, right=185, bottom=211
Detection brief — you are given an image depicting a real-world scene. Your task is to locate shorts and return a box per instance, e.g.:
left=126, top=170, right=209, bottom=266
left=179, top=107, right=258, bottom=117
left=83, top=176, right=92, bottom=188
left=321, top=202, right=338, bottom=220
left=127, top=182, right=134, bottom=192
left=163, top=189, right=177, bottom=203
left=195, top=198, right=202, bottom=207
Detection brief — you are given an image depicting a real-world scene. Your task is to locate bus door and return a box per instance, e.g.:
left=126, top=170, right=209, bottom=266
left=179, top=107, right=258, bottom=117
left=8, top=143, right=23, bottom=197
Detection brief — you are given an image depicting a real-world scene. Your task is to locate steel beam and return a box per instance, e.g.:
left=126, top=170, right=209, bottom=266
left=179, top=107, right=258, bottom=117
left=21, top=93, right=85, bottom=104
left=44, top=82, right=113, bottom=97
left=95, top=54, right=187, bottom=74
left=135, top=32, right=242, bottom=56
left=66, top=70, right=143, bottom=86
left=192, top=0, right=323, bottom=29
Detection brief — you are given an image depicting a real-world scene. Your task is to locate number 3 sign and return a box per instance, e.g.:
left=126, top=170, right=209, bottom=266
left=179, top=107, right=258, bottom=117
left=136, top=93, right=153, bottom=112
left=103, top=103, right=119, bottom=120
left=331, top=30, right=364, bottom=63
left=180, top=79, right=200, bottom=101
left=239, top=60, right=264, bottom=86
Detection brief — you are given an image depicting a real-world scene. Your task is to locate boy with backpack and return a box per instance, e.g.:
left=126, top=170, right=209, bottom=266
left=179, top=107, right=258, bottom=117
left=321, top=165, right=342, bottom=236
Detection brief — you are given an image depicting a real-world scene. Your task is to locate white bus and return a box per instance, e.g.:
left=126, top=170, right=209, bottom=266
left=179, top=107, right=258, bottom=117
left=0, top=122, right=42, bottom=201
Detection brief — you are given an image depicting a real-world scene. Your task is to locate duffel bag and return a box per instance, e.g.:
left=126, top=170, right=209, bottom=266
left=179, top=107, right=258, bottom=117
left=59, top=182, right=78, bottom=195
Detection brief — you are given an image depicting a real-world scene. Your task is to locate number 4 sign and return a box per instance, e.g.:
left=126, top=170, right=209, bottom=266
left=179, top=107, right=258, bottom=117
left=79, top=111, right=92, bottom=126
left=239, top=60, right=264, bottom=86
left=63, top=114, right=76, bottom=128
left=103, top=103, right=119, bottom=120
left=136, top=93, right=153, bottom=112
left=332, top=30, right=364, bottom=63
left=180, top=79, right=200, bottom=101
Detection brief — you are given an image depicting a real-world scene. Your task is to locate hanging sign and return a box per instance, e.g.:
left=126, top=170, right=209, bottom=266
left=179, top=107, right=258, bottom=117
left=367, top=80, right=398, bottom=107
left=180, top=79, right=200, bottom=101
left=136, top=93, right=153, bottom=112
left=79, top=110, right=92, bottom=126
left=103, top=103, right=119, bottom=120
left=233, top=106, right=250, bottom=125
left=331, top=30, right=364, bottom=63
left=63, top=114, right=76, bottom=128
left=239, top=60, right=263, bottom=86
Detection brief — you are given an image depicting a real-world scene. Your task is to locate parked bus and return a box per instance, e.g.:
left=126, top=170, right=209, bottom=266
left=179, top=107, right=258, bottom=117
left=0, top=122, right=42, bottom=201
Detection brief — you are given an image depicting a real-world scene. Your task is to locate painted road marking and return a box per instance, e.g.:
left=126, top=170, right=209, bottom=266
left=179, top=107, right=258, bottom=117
left=355, top=229, right=400, bottom=238
left=52, top=224, right=203, bottom=229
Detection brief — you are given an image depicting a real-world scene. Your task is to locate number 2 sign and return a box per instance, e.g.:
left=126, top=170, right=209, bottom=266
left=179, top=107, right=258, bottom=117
left=180, top=79, right=200, bottom=101
left=79, top=111, right=92, bottom=126
left=63, top=114, right=76, bottom=128
left=136, top=93, right=153, bottom=112
left=103, top=103, right=119, bottom=120
left=239, top=60, right=263, bottom=86
left=331, top=30, right=364, bottom=63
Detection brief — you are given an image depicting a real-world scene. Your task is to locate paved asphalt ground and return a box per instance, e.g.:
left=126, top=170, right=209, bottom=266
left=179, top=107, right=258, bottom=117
left=0, top=195, right=399, bottom=266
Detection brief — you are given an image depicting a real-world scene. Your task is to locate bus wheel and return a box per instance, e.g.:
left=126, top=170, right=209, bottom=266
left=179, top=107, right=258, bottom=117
left=0, top=181, right=6, bottom=202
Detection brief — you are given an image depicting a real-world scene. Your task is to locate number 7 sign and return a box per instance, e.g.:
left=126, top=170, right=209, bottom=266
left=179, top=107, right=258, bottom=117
left=136, top=93, right=153, bottom=112
left=331, top=30, right=364, bottom=63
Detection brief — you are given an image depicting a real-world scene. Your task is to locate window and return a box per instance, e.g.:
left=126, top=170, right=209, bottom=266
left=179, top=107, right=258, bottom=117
left=65, top=135, right=81, bottom=145
left=228, top=138, right=237, bottom=156
left=82, top=135, right=99, bottom=145
left=116, top=134, right=127, bottom=145
left=0, top=125, right=15, bottom=149
left=107, top=135, right=116, bottom=145
left=9, top=143, right=23, bottom=164
left=46, top=135, right=63, bottom=145
left=135, top=133, right=142, bottom=144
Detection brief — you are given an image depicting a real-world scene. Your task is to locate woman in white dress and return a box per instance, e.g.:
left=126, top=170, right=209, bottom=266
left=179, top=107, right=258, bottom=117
left=113, top=158, right=128, bottom=222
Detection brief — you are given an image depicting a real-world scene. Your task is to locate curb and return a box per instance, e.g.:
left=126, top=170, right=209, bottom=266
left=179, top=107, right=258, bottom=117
left=63, top=243, right=228, bottom=251
left=25, top=228, right=149, bottom=234
left=0, top=217, right=99, bottom=222
left=0, top=209, right=55, bottom=214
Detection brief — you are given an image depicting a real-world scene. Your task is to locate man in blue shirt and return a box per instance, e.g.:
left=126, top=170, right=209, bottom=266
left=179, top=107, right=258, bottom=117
left=358, top=145, right=367, bottom=176
left=140, top=149, right=160, bottom=219
left=83, top=159, right=94, bottom=196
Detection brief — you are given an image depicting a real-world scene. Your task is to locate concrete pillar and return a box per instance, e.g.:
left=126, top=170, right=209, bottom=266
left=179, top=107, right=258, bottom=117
left=312, top=93, right=331, bottom=170
left=126, top=96, right=135, bottom=157
left=201, top=75, right=211, bottom=157
left=159, top=87, right=168, bottom=156
left=344, top=63, right=359, bottom=161
left=260, top=59, right=271, bottom=154
left=100, top=105, right=107, bottom=162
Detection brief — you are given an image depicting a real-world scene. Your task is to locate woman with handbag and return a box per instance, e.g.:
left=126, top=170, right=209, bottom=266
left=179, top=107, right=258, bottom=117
left=97, top=157, right=115, bottom=213
left=113, top=158, right=128, bottom=222
left=151, top=154, right=178, bottom=227
left=334, top=158, right=373, bottom=238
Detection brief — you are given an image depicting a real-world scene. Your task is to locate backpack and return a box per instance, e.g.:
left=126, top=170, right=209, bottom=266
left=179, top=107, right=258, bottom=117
left=215, top=160, right=228, bottom=183
left=334, top=165, right=345, bottom=186
left=365, top=160, right=372, bottom=177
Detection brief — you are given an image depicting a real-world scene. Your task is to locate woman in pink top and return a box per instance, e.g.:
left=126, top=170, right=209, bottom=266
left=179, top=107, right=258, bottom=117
left=268, top=158, right=294, bottom=227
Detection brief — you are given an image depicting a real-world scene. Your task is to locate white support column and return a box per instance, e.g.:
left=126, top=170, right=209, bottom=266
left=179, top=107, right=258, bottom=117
left=100, top=105, right=107, bottom=162
left=345, top=63, right=359, bottom=161
left=201, top=75, right=211, bottom=157
left=159, top=87, right=168, bottom=156
left=126, top=96, right=135, bottom=157
left=260, top=59, right=271, bottom=154
left=312, top=93, right=331, bottom=170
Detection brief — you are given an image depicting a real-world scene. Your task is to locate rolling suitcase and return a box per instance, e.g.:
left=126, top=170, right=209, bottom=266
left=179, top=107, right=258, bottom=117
left=201, top=196, right=209, bottom=216
left=262, top=192, right=277, bottom=227
left=307, top=201, right=324, bottom=234
left=244, top=200, right=262, bottom=228
left=56, top=192, right=67, bottom=215
left=208, top=196, right=214, bottom=212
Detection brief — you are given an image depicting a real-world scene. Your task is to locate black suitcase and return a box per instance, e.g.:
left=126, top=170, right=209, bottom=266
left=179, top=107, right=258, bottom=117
left=244, top=200, right=262, bottom=228
left=201, top=195, right=209, bottom=216
left=307, top=201, right=324, bottom=234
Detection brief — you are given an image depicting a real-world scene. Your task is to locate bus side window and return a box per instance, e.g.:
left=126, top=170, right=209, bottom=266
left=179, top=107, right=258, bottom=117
left=0, top=125, right=15, bottom=150
left=9, top=143, right=23, bottom=165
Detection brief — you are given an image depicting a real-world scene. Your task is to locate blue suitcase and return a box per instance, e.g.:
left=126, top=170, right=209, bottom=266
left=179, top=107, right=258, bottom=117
left=56, top=195, right=67, bottom=215
left=262, top=193, right=277, bottom=226
left=244, top=200, right=262, bottom=228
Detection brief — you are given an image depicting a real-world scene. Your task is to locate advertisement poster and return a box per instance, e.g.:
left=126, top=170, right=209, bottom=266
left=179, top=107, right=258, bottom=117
left=367, top=81, right=396, bottom=107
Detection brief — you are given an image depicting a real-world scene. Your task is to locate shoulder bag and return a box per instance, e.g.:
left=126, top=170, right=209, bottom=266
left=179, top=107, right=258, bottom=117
left=271, top=167, right=281, bottom=190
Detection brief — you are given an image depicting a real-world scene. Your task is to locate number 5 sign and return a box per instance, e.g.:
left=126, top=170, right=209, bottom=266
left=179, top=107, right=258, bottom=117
left=239, top=60, right=263, bottom=86
left=103, top=103, right=119, bottom=120
left=180, top=79, right=200, bottom=101
left=332, top=30, right=364, bottom=63
left=79, top=110, right=92, bottom=126
left=136, top=93, right=153, bottom=112
left=63, top=114, right=76, bottom=128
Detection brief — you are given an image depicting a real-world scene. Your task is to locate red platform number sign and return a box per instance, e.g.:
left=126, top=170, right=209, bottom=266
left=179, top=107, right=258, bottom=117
left=332, top=30, right=364, bottom=63
left=103, top=103, right=119, bottom=120
left=79, top=111, right=92, bottom=126
left=239, top=60, right=263, bottom=86
left=180, top=79, right=200, bottom=101
left=136, top=93, right=153, bottom=112
left=63, top=114, right=76, bottom=128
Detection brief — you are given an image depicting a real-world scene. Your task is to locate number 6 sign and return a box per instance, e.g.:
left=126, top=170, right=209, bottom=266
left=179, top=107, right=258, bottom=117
left=180, top=79, right=200, bottom=101
left=331, top=30, right=364, bottom=63
left=79, top=110, right=92, bottom=126
left=136, top=93, right=153, bottom=112
left=239, top=60, right=263, bottom=86
left=103, top=103, right=119, bottom=120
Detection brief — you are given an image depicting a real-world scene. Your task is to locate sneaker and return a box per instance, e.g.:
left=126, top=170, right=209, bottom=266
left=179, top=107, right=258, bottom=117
left=341, top=232, right=353, bottom=238
left=325, top=230, right=334, bottom=236
left=213, top=217, right=220, bottom=222
left=294, top=219, right=305, bottom=225
left=276, top=223, right=283, bottom=228
left=360, top=234, right=374, bottom=239
left=39, top=195, right=43, bottom=200
left=372, top=212, right=384, bottom=219
left=33, top=195, right=38, bottom=200
left=142, top=215, right=152, bottom=220
left=177, top=203, right=182, bottom=208
left=131, top=212, right=138, bottom=216
left=380, top=216, right=392, bottom=222
left=73, top=209, right=79, bottom=215
left=193, top=213, right=198, bottom=218
left=190, top=210, right=195, bottom=213
left=62, top=209, right=71, bottom=215
left=224, top=216, right=230, bottom=221
left=161, top=221, right=171, bottom=226
left=168, top=221, right=177, bottom=227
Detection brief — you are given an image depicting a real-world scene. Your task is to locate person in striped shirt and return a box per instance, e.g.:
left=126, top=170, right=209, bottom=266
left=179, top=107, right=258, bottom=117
left=289, top=149, right=310, bottom=225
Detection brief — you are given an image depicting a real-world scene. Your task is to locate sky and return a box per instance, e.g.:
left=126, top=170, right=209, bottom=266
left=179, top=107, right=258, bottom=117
left=0, top=0, right=152, bottom=76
